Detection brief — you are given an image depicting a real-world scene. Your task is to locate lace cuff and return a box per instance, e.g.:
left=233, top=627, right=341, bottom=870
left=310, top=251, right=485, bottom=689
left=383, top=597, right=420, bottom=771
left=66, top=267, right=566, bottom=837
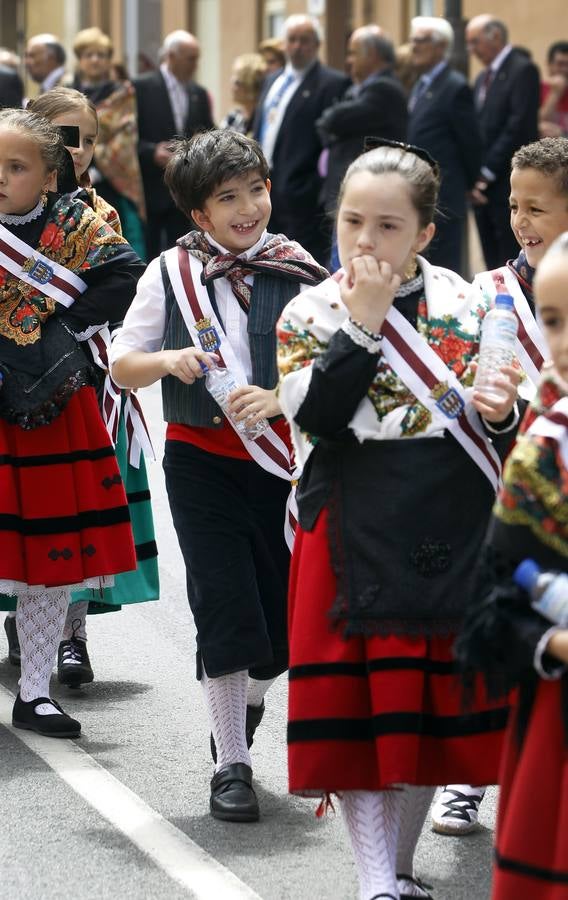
left=341, top=318, right=382, bottom=354
left=534, top=625, right=568, bottom=679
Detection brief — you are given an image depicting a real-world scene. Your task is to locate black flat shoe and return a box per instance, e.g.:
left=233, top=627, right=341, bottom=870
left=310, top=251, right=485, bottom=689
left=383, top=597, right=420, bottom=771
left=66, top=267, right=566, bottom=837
left=58, top=638, right=94, bottom=687
left=210, top=700, right=265, bottom=763
left=210, top=763, right=259, bottom=822
left=4, top=616, right=21, bottom=667
left=398, top=873, right=434, bottom=899
left=12, top=694, right=81, bottom=738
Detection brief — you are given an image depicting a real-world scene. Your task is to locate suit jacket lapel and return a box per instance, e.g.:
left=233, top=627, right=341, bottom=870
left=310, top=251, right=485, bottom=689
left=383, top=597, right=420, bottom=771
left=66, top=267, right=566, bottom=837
left=157, top=70, right=177, bottom=135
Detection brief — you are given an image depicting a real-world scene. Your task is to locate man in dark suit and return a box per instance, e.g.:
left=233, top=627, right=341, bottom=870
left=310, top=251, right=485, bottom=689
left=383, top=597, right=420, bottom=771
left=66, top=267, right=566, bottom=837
left=466, top=15, right=540, bottom=269
left=316, top=25, right=407, bottom=218
left=0, top=63, right=23, bottom=108
left=408, top=16, right=481, bottom=273
left=253, top=15, right=349, bottom=264
left=134, top=30, right=214, bottom=260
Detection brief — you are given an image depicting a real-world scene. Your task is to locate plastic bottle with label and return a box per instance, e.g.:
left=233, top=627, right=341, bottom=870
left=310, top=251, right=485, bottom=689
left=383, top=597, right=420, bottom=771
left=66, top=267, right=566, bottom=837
left=203, top=363, right=269, bottom=441
left=513, top=559, right=568, bottom=627
left=474, top=293, right=518, bottom=402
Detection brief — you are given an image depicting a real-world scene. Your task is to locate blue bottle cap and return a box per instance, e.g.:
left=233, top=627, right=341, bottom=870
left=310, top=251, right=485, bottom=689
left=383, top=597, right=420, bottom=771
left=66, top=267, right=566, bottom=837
left=513, top=558, right=541, bottom=591
left=494, top=293, right=514, bottom=310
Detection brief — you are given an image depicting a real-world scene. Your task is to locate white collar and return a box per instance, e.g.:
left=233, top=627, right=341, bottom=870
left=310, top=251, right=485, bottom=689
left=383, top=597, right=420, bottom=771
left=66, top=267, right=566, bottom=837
left=41, top=65, right=65, bottom=92
left=203, top=230, right=268, bottom=259
left=490, top=44, right=513, bottom=73
left=0, top=196, right=46, bottom=225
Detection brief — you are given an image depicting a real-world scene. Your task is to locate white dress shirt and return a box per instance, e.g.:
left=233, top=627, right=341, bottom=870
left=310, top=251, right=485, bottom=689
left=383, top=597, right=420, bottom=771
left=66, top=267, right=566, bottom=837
left=260, top=63, right=309, bottom=167
left=160, top=63, right=190, bottom=134
left=110, top=230, right=311, bottom=387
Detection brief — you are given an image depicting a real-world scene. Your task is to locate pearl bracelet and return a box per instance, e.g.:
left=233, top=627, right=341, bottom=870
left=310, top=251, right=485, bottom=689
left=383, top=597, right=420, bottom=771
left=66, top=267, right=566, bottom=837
left=341, top=318, right=383, bottom=354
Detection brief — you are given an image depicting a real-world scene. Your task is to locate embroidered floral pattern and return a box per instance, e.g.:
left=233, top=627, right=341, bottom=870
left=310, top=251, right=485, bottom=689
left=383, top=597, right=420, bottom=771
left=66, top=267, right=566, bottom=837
left=0, top=197, right=127, bottom=347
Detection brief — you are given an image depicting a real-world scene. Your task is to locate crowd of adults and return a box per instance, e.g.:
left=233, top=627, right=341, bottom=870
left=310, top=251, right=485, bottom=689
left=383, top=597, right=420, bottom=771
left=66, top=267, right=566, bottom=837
left=0, top=14, right=566, bottom=272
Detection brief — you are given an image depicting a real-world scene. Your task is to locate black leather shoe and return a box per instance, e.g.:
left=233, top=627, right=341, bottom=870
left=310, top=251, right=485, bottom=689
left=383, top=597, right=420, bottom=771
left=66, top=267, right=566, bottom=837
left=398, top=873, right=434, bottom=899
left=12, top=694, right=81, bottom=738
left=58, top=638, right=94, bottom=687
left=4, top=616, right=21, bottom=667
left=210, top=763, right=259, bottom=822
left=210, top=700, right=265, bottom=763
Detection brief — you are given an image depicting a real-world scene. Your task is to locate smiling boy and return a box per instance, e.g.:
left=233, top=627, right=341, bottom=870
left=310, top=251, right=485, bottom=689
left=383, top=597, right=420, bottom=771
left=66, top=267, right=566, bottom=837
left=109, top=129, right=327, bottom=822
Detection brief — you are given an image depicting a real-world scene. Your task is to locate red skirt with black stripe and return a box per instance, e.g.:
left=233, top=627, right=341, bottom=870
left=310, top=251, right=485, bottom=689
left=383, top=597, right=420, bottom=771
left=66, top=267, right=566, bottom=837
left=0, top=386, right=136, bottom=589
left=288, top=508, right=509, bottom=794
left=492, top=680, right=568, bottom=900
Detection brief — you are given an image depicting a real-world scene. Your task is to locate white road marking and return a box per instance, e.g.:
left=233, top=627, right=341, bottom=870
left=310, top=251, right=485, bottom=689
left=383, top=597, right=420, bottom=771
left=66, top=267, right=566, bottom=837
left=0, top=685, right=262, bottom=900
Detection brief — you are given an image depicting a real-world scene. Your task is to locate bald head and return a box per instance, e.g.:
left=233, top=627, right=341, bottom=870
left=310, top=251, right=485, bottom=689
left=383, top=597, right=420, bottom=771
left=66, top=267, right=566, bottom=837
left=347, top=25, right=395, bottom=83
left=465, top=15, right=508, bottom=66
left=283, top=15, right=321, bottom=70
left=25, top=33, right=65, bottom=83
left=162, top=30, right=200, bottom=82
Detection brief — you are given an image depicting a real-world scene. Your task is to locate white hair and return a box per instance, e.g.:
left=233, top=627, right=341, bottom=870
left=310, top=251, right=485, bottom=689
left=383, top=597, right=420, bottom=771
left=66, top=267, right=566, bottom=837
left=282, top=14, right=322, bottom=45
left=162, top=30, right=198, bottom=55
left=411, top=16, right=454, bottom=57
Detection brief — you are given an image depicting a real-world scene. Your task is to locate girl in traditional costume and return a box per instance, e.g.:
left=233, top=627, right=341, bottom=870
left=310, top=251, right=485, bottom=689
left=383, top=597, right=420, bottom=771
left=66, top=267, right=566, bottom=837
left=0, top=108, right=144, bottom=736
left=277, top=142, right=522, bottom=900
left=456, top=232, right=568, bottom=899
left=1, top=88, right=160, bottom=690
left=433, top=136, right=568, bottom=836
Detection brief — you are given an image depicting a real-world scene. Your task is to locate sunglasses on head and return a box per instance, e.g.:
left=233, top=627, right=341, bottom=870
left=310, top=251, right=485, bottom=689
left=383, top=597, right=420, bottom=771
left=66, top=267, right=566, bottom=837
left=363, top=136, right=440, bottom=176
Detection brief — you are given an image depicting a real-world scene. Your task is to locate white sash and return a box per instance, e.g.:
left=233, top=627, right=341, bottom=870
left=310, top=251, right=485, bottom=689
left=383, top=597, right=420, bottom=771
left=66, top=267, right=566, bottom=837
left=0, top=221, right=87, bottom=307
left=164, top=246, right=297, bottom=550
left=88, top=327, right=155, bottom=468
left=527, top=397, right=568, bottom=469
left=381, top=304, right=502, bottom=491
left=476, top=267, right=547, bottom=387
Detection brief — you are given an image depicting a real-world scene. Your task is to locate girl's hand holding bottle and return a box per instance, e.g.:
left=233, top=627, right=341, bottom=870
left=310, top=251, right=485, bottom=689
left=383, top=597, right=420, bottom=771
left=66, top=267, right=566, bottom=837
left=340, top=256, right=401, bottom=335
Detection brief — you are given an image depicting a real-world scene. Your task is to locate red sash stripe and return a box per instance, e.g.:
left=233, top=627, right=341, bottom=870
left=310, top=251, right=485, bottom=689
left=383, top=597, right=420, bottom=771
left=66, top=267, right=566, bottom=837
left=177, top=246, right=227, bottom=367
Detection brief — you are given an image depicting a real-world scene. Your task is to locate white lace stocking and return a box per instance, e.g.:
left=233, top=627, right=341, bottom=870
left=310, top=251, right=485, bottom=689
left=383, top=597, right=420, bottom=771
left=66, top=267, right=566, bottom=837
left=396, top=785, right=436, bottom=896
left=17, top=588, right=70, bottom=713
left=201, top=669, right=250, bottom=772
left=62, top=601, right=89, bottom=640
left=340, top=789, right=403, bottom=900
left=247, top=675, right=276, bottom=708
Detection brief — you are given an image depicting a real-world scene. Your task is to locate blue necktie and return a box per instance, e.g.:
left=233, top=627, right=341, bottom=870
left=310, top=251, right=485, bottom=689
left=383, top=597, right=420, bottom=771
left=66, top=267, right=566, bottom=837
left=259, top=72, right=295, bottom=144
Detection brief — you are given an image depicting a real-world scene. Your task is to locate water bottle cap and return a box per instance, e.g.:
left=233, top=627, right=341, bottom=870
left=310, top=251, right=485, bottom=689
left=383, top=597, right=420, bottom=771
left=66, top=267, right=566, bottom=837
left=513, top=558, right=541, bottom=591
left=494, top=293, right=514, bottom=310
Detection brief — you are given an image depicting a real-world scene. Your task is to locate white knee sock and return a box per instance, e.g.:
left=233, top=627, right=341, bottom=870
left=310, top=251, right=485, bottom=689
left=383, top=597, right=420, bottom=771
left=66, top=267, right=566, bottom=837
left=6, top=610, right=15, bottom=619
left=17, top=588, right=70, bottom=714
left=62, top=601, right=89, bottom=641
left=247, top=675, right=276, bottom=708
left=201, top=669, right=251, bottom=772
left=396, top=785, right=436, bottom=896
left=340, top=789, right=403, bottom=900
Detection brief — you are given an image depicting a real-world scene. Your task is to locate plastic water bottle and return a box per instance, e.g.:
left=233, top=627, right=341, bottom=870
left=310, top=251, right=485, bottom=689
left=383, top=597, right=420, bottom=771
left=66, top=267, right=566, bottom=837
left=474, top=293, right=518, bottom=401
left=202, top=363, right=269, bottom=441
left=514, top=559, right=568, bottom=627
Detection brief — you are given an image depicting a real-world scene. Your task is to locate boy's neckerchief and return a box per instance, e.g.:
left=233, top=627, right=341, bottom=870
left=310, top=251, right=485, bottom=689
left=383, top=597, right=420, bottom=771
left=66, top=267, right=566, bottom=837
left=507, top=250, right=535, bottom=301
left=178, top=231, right=328, bottom=313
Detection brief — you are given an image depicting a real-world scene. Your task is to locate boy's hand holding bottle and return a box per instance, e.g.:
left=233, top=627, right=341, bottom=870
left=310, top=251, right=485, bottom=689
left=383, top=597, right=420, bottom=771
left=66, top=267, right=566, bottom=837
left=163, top=347, right=218, bottom=384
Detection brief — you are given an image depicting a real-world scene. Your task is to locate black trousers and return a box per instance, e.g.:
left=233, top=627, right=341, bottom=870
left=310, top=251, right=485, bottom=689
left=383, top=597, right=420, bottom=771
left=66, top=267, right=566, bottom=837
left=163, top=439, right=290, bottom=679
left=474, top=200, right=519, bottom=270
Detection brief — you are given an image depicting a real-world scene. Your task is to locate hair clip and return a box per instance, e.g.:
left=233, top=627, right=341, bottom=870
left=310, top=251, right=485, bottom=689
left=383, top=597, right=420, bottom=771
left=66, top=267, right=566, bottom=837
left=363, top=136, right=440, bottom=175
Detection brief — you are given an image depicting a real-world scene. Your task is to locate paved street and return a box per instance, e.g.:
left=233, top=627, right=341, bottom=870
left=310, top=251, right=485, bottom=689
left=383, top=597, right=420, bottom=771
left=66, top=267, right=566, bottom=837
left=0, top=383, right=497, bottom=900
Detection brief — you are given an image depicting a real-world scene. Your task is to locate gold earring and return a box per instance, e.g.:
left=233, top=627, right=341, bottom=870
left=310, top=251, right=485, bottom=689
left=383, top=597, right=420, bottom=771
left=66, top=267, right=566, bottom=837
left=403, top=252, right=418, bottom=281
left=40, top=190, right=48, bottom=207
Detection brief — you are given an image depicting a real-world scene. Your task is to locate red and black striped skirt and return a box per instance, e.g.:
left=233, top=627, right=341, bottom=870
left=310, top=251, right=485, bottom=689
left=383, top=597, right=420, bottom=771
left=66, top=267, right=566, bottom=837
left=0, top=386, right=136, bottom=589
left=288, top=508, right=509, bottom=794
left=492, top=680, right=568, bottom=899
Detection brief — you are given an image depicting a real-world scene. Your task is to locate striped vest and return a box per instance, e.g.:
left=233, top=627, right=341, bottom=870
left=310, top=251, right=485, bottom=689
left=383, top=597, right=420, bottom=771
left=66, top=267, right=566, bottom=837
left=160, top=253, right=302, bottom=428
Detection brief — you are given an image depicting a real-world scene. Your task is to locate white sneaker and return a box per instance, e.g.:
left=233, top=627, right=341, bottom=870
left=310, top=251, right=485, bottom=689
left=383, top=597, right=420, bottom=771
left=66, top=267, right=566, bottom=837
left=431, top=784, right=486, bottom=835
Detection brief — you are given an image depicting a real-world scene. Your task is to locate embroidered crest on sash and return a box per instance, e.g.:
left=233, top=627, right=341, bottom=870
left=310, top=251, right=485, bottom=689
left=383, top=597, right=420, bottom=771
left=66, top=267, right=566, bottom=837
left=430, top=381, right=465, bottom=419
left=21, top=256, right=54, bottom=285
left=195, top=316, right=221, bottom=352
